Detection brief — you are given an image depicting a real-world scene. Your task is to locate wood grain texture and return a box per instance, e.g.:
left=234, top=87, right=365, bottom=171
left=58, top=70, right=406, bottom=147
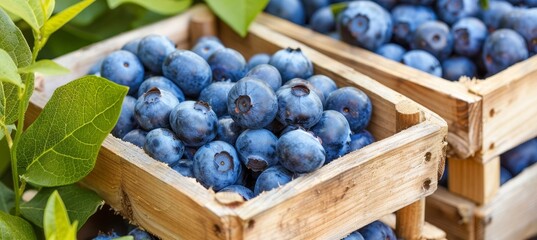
left=448, top=157, right=500, bottom=205
left=381, top=214, right=447, bottom=240
left=425, top=188, right=476, bottom=240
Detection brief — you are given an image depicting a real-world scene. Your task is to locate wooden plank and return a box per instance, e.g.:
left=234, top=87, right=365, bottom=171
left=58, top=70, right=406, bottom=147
left=381, top=214, right=447, bottom=240
left=255, top=13, right=481, bottom=159
left=425, top=188, right=476, bottom=240
left=474, top=162, right=537, bottom=240
left=448, top=156, right=500, bottom=205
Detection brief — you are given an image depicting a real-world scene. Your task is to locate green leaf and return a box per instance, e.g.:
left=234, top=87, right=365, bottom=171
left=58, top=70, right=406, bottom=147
left=42, top=0, right=56, bottom=20
left=0, top=182, right=14, bottom=213
left=29, top=0, right=45, bottom=26
left=18, top=59, right=69, bottom=76
left=16, top=76, right=127, bottom=186
left=480, top=0, right=489, bottom=9
left=21, top=184, right=103, bottom=229
left=44, top=191, right=76, bottom=240
left=330, top=2, right=348, bottom=18
left=0, top=124, right=15, bottom=141
left=0, top=8, right=33, bottom=125
left=107, top=0, right=191, bottom=15
left=0, top=49, right=23, bottom=87
left=205, top=0, right=269, bottom=37
left=0, top=211, right=36, bottom=240
left=0, top=0, right=43, bottom=30
left=41, top=0, right=95, bottom=39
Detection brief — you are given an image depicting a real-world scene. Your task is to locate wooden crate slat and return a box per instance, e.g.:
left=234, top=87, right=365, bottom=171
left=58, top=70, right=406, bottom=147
left=381, top=214, right=447, bottom=240
left=448, top=157, right=500, bottom=205
left=425, top=188, right=476, bottom=240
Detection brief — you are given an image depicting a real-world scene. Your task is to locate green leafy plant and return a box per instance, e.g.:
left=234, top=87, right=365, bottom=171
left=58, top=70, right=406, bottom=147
left=0, top=0, right=127, bottom=239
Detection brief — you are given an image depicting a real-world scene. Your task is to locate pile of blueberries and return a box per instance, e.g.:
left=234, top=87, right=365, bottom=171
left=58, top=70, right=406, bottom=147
left=440, top=137, right=537, bottom=187
left=265, top=0, right=536, bottom=80
left=93, top=227, right=155, bottom=240
left=91, top=34, right=375, bottom=201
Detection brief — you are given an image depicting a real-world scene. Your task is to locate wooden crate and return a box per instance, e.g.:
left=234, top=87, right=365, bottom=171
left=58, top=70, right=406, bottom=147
left=426, top=162, right=537, bottom=240
left=27, top=5, right=448, bottom=239
left=257, top=14, right=537, bottom=205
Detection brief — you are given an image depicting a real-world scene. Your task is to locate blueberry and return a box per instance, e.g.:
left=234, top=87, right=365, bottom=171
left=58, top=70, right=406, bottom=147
left=199, top=81, right=235, bottom=117
left=208, top=48, right=247, bottom=82
left=358, top=221, right=397, bottom=240
left=301, top=0, right=329, bottom=21
left=499, top=8, right=537, bottom=55
left=400, top=0, right=435, bottom=6
left=284, top=78, right=326, bottom=105
left=279, top=124, right=303, bottom=137
left=500, top=139, right=537, bottom=176
left=310, top=6, right=335, bottom=34
left=326, top=87, right=372, bottom=133
left=254, top=165, right=293, bottom=195
left=216, top=116, right=245, bottom=145
left=193, top=141, right=242, bottom=191
left=391, top=5, right=437, bottom=46
left=341, top=231, right=365, bottom=240
left=500, top=166, right=513, bottom=186
left=92, top=231, right=120, bottom=240
left=236, top=129, right=279, bottom=172
left=375, top=43, right=406, bottom=62
left=373, top=0, right=398, bottom=10
left=227, top=77, right=278, bottom=129
left=348, top=130, right=375, bottom=153
left=278, top=129, right=326, bottom=173
left=482, top=29, right=528, bottom=75
left=337, top=1, right=392, bottom=51
left=247, top=53, right=271, bottom=69
left=183, top=147, right=198, bottom=161
left=311, top=110, right=351, bottom=163
left=524, top=0, right=537, bottom=7
left=122, top=38, right=141, bottom=55
left=101, top=50, right=144, bottom=96
left=88, top=59, right=103, bottom=75
left=277, top=81, right=323, bottom=128
left=169, top=100, right=218, bottom=147
left=478, top=1, right=513, bottom=32
left=265, top=0, right=306, bottom=25
left=219, top=185, right=255, bottom=200
left=245, top=64, right=283, bottom=91
left=436, top=0, right=478, bottom=25
left=112, top=96, right=137, bottom=138
left=171, top=159, right=194, bottom=177
left=442, top=56, right=477, bottom=81
left=439, top=162, right=448, bottom=187
left=307, top=75, right=337, bottom=102
left=134, top=88, right=179, bottom=130
left=137, top=76, right=185, bottom=102
left=128, top=227, right=155, bottom=240
left=191, top=36, right=225, bottom=61
left=452, top=18, right=487, bottom=57
left=402, top=50, right=442, bottom=77
left=411, top=21, right=453, bottom=60
left=122, top=129, right=148, bottom=148
left=144, top=128, right=184, bottom=165
left=269, top=47, right=314, bottom=83
left=137, top=35, right=175, bottom=74
left=162, top=50, right=212, bottom=98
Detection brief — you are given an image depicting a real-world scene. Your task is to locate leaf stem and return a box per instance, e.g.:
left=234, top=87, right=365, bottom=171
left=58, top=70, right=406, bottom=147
left=2, top=126, right=12, bottom=148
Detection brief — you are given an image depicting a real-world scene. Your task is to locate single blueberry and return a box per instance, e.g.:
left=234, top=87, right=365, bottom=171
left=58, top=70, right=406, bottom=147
left=375, top=43, right=406, bottom=62
left=254, top=165, right=293, bottom=196
left=499, top=8, right=537, bottom=55
left=265, top=0, right=306, bottom=25
left=112, top=96, right=137, bottom=138
left=348, top=130, right=375, bottom=153
left=311, top=110, right=351, bottom=163
left=247, top=53, right=271, bottom=69
left=310, top=6, right=335, bottom=34
left=341, top=231, right=365, bottom=240
left=227, top=77, right=278, bottom=129
left=269, top=47, right=314, bottom=83
left=236, top=129, right=279, bottom=172
left=216, top=116, right=245, bottom=145
left=391, top=5, right=437, bottom=46
left=452, top=17, right=488, bottom=57
left=101, top=50, right=144, bottom=96
left=193, top=141, right=242, bottom=191
left=301, top=0, right=330, bottom=22
left=278, top=129, right=326, bottom=173
left=199, top=81, right=235, bottom=117
left=442, top=56, right=477, bottom=81
left=373, top=0, right=399, bottom=10
left=92, top=231, right=120, bottom=240
left=500, top=139, right=537, bottom=176
left=337, top=1, right=393, bottom=51
left=171, top=159, right=194, bottom=178
left=284, top=78, right=326, bottom=106
left=411, top=21, right=454, bottom=60
left=144, top=128, right=184, bottom=165
left=500, top=166, right=513, bottom=186
left=137, top=76, right=185, bottom=102
left=402, top=50, right=442, bottom=77
left=169, top=100, right=218, bottom=147
left=208, top=48, right=247, bottom=82
left=279, top=124, right=304, bottom=137
left=219, top=185, right=255, bottom=200
left=436, top=0, right=478, bottom=25
left=128, top=227, right=155, bottom=240
left=478, top=1, right=513, bottom=32
left=277, top=81, right=323, bottom=128
left=134, top=88, right=179, bottom=130
left=191, top=36, right=225, bottom=61
left=121, top=38, right=141, bottom=55
left=307, top=75, right=337, bottom=103
left=137, top=35, right=176, bottom=74
left=482, top=29, right=528, bottom=76
left=122, top=129, right=148, bottom=148
left=326, top=87, right=372, bottom=133
left=400, top=0, right=435, bottom=6
left=162, top=50, right=212, bottom=98
left=358, top=220, right=397, bottom=240
left=245, top=64, right=283, bottom=92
